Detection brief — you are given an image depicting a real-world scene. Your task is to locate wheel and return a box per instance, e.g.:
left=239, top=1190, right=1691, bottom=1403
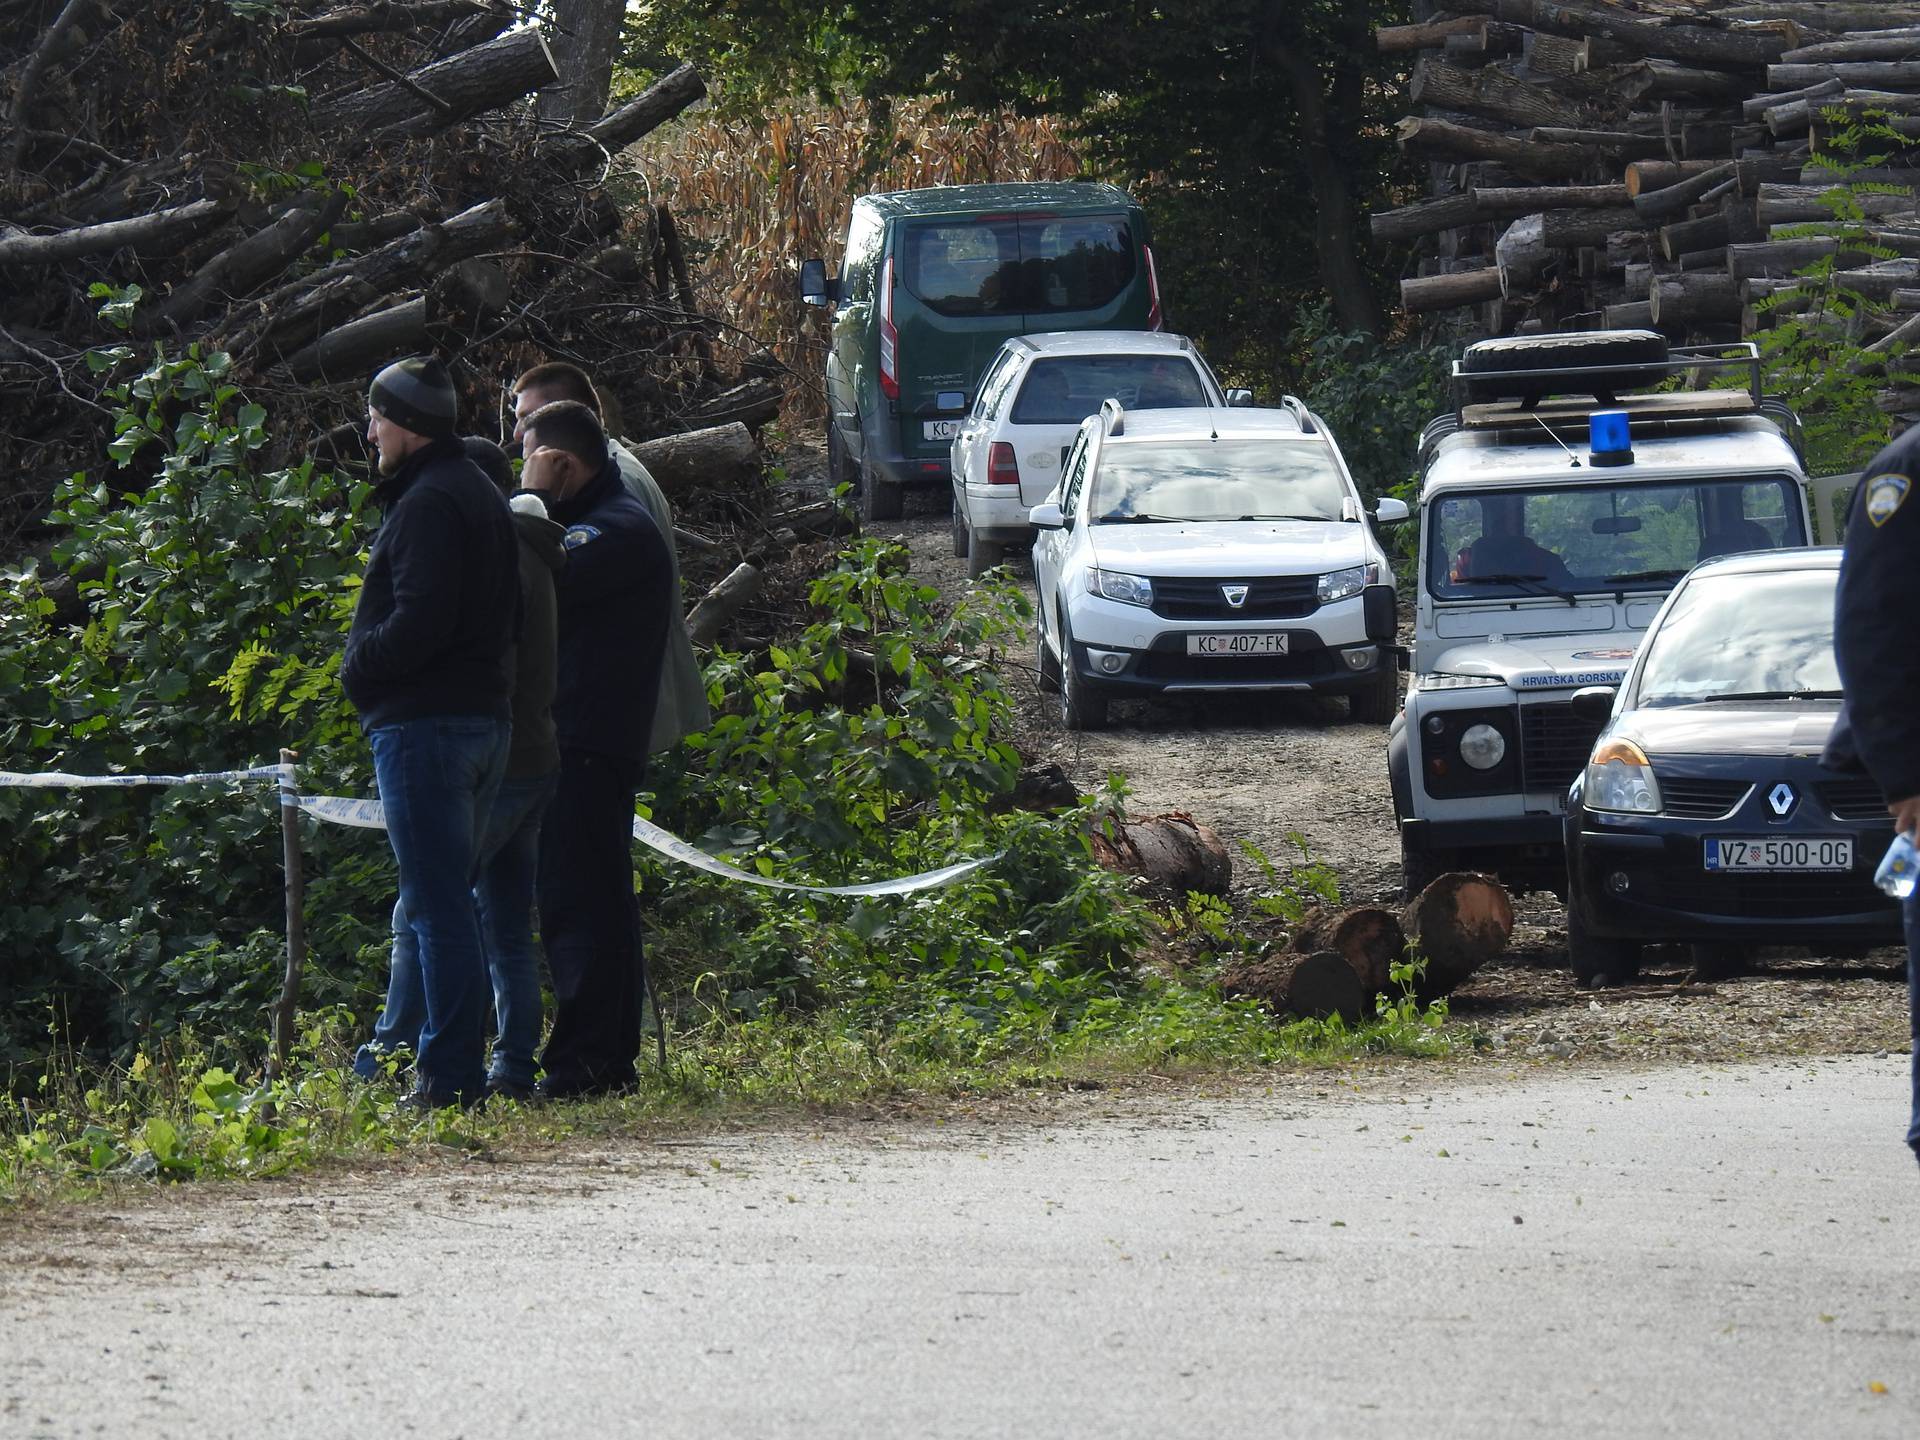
left=1459, top=329, right=1670, bottom=405
left=1399, top=830, right=1455, bottom=901
left=1348, top=666, right=1399, bottom=725
left=966, top=526, right=1002, bottom=579
left=951, top=504, right=969, bottom=558
left=1058, top=617, right=1109, bottom=730
left=1689, top=941, right=1749, bottom=980
left=858, top=456, right=903, bottom=523
left=1567, top=904, right=1641, bottom=989
left=1035, top=608, right=1062, bottom=692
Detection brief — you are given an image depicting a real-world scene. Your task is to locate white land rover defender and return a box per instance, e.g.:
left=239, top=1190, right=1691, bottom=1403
left=1389, top=330, right=1846, bottom=897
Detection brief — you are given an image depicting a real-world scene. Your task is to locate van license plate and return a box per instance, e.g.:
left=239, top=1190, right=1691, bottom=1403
left=1186, top=633, right=1288, bottom=657
left=1704, top=837, right=1853, bottom=872
left=923, top=420, right=960, bottom=441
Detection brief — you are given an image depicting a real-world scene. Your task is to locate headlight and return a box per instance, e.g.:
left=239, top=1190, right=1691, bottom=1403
left=1089, top=568, right=1153, bottom=607
left=1318, top=563, right=1378, bottom=604
left=1458, top=722, right=1506, bottom=770
left=1584, top=738, right=1662, bottom=814
left=1419, top=673, right=1504, bottom=691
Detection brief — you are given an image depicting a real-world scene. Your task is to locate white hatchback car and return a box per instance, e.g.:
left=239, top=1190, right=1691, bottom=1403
left=1031, top=401, right=1409, bottom=728
left=949, top=331, right=1240, bottom=578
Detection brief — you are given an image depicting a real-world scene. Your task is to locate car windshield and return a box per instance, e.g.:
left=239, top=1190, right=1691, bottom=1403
left=1426, top=476, right=1805, bottom=601
left=900, top=216, right=1135, bottom=317
left=1089, top=440, right=1347, bottom=523
left=1633, top=568, right=1841, bottom=707
left=1010, top=356, right=1209, bottom=424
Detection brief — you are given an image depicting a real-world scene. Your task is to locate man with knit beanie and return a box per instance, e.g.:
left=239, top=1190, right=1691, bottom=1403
left=344, top=355, right=519, bottom=1109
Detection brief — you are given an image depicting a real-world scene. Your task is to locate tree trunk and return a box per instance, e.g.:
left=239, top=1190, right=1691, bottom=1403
left=1401, top=266, right=1504, bottom=312
left=1394, top=115, right=1590, bottom=180
left=627, top=421, right=759, bottom=494
left=278, top=296, right=428, bottom=383
left=313, top=25, right=558, bottom=136
left=1410, top=59, right=1587, bottom=130
left=1402, top=872, right=1513, bottom=1001
left=1371, top=192, right=1480, bottom=244
left=536, top=0, right=627, bottom=128
left=0, top=198, right=229, bottom=269
left=1289, top=906, right=1407, bottom=998
left=1651, top=272, right=1742, bottom=326
left=143, top=189, right=349, bottom=333
left=685, top=562, right=764, bottom=647
left=1220, top=949, right=1367, bottom=1024
left=1089, top=812, right=1232, bottom=896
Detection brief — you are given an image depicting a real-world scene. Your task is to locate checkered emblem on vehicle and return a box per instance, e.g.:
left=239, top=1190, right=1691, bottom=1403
left=1221, top=584, right=1250, bottom=609
left=1768, top=782, right=1796, bottom=817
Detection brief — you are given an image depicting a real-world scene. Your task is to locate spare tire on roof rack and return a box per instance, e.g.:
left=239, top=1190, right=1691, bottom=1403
left=1458, top=330, right=1670, bottom=407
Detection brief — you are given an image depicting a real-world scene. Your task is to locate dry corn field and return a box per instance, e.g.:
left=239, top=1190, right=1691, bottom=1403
left=634, top=100, right=1083, bottom=420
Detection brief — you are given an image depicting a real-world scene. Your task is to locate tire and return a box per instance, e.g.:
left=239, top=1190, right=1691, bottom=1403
left=1459, top=329, right=1670, bottom=405
left=858, top=456, right=903, bottom=523
left=1567, top=904, right=1642, bottom=989
left=1399, top=831, right=1455, bottom=901
left=966, top=527, right=1002, bottom=579
left=1349, top=667, right=1399, bottom=726
left=1035, top=607, right=1062, bottom=692
left=1058, top=617, right=1109, bottom=730
left=951, top=504, right=969, bottom=558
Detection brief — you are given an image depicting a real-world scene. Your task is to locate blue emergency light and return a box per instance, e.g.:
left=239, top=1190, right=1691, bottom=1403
left=1589, top=409, right=1633, bottom=467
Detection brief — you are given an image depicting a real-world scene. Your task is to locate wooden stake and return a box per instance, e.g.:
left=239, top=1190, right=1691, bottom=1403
left=270, top=748, right=307, bottom=1079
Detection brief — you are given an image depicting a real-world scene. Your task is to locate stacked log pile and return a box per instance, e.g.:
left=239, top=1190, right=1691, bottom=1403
left=1377, top=1, right=1920, bottom=418
left=0, top=1, right=788, bottom=551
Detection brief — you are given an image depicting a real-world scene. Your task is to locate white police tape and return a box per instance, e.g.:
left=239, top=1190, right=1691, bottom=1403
left=0, top=764, right=285, bottom=789
left=290, top=793, right=997, bottom=897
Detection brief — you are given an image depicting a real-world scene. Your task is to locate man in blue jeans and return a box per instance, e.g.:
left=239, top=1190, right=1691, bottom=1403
left=343, top=357, right=518, bottom=1110
left=1832, top=448, right=1920, bottom=1172
left=354, top=438, right=566, bottom=1101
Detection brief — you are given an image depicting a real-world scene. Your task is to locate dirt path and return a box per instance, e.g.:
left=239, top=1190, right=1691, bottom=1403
left=877, top=481, right=1910, bottom=1064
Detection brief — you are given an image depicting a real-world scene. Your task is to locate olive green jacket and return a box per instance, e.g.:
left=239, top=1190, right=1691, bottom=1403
left=611, top=440, right=711, bottom=752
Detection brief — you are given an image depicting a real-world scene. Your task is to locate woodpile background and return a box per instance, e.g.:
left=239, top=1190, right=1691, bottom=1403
left=1378, top=1, right=1920, bottom=422
left=0, top=1, right=790, bottom=557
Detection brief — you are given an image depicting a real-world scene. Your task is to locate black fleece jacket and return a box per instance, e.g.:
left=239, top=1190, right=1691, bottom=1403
left=1835, top=429, right=1920, bottom=803
left=342, top=436, right=519, bottom=731
left=536, top=456, right=672, bottom=762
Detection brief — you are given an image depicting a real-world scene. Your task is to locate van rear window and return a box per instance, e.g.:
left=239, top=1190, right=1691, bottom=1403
left=1011, top=356, right=1208, bottom=424
left=901, top=217, right=1136, bottom=317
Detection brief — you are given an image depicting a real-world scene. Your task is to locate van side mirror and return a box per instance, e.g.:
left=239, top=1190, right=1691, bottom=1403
left=1224, top=388, right=1254, bottom=407
left=1371, top=497, right=1411, bottom=524
left=1569, top=685, right=1617, bottom=724
left=798, top=258, right=837, bottom=307
left=1029, top=502, right=1066, bottom=531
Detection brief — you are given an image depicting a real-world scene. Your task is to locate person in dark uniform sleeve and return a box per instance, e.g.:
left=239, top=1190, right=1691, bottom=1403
left=514, top=399, right=672, bottom=1097
left=1832, top=446, right=1920, bottom=1171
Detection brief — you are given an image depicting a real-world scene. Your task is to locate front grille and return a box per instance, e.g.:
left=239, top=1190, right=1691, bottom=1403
left=1149, top=575, right=1320, bottom=622
left=1520, top=701, right=1607, bottom=795
left=1657, top=776, right=1752, bottom=820
left=1818, top=778, right=1886, bottom=821
left=1640, top=869, right=1893, bottom=921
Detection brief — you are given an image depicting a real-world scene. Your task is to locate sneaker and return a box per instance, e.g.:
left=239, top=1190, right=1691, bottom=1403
left=485, top=1076, right=541, bottom=1104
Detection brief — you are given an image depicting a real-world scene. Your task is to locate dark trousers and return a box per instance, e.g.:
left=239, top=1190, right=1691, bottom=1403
left=537, top=746, right=644, bottom=1093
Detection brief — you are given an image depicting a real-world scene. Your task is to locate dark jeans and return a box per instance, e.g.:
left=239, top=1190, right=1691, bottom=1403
left=364, top=714, right=510, bottom=1102
left=537, top=747, right=644, bottom=1094
left=1906, top=893, right=1920, bottom=1162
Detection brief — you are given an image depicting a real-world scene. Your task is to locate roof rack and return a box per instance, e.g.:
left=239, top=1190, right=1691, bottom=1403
left=1278, top=394, right=1317, bottom=433
left=1449, top=341, right=1764, bottom=427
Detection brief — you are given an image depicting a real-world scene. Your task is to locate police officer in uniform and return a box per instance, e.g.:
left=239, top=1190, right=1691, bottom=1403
left=1832, top=453, right=1920, bottom=1172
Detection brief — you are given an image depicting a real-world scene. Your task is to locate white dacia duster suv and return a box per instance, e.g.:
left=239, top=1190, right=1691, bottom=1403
left=1389, top=330, right=1844, bottom=898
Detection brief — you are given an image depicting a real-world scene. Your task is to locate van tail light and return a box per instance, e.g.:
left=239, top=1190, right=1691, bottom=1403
left=1143, top=244, right=1163, bottom=331
left=878, top=255, right=900, bottom=400
left=988, top=441, right=1020, bottom=486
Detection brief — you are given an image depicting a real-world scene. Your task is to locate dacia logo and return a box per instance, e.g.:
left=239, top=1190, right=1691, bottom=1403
left=1768, top=782, right=1797, bottom=817
left=1221, top=584, right=1250, bottom=609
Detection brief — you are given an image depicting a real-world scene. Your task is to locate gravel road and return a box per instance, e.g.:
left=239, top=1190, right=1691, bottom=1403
left=5, top=1056, right=1916, bottom=1438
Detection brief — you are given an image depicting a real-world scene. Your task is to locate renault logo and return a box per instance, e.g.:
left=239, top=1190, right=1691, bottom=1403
left=1768, top=782, right=1797, bottom=817
left=1221, top=584, right=1250, bottom=609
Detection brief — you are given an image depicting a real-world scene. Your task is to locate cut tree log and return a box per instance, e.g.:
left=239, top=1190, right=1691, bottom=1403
left=538, top=61, right=709, bottom=169
left=685, top=562, right=764, bottom=647
left=1401, top=266, right=1505, bottom=313
left=1632, top=161, right=1734, bottom=221
left=1756, top=183, right=1918, bottom=227
left=1377, top=16, right=1492, bottom=52
left=0, top=198, right=230, bottom=269
left=1617, top=59, right=1751, bottom=104
left=1402, top=872, right=1513, bottom=1002
left=314, top=25, right=558, bottom=136
left=1089, top=812, right=1232, bottom=896
left=1394, top=116, right=1591, bottom=180
left=1288, top=906, right=1407, bottom=999
left=1651, top=272, right=1742, bottom=326
left=143, top=189, right=349, bottom=333
left=1768, top=62, right=1920, bottom=92
left=1446, top=0, right=1793, bottom=70
left=625, top=421, right=759, bottom=494
left=1780, top=32, right=1920, bottom=66
left=680, top=377, right=784, bottom=431
left=1219, top=949, right=1367, bottom=1024
left=1410, top=59, right=1588, bottom=131
left=1371, top=192, right=1481, bottom=243
left=278, top=296, right=427, bottom=383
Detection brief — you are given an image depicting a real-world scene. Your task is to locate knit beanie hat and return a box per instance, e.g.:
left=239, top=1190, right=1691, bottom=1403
left=369, top=355, right=457, bottom=439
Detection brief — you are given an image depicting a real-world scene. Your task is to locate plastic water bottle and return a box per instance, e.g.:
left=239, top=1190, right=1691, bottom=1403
left=1875, top=832, right=1918, bottom=900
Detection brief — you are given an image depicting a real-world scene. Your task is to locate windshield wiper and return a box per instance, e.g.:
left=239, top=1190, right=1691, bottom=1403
left=1097, top=513, right=1182, bottom=524
left=1456, top=573, right=1573, bottom=599
left=1233, top=513, right=1335, bottom=522
left=1603, top=568, right=1687, bottom=586
left=1692, top=689, right=1844, bottom=704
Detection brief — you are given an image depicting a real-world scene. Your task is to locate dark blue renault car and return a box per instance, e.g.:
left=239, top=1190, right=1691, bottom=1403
left=1562, top=548, right=1901, bottom=987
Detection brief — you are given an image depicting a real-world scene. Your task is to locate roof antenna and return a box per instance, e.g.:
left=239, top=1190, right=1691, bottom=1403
left=1532, top=413, right=1582, bottom=467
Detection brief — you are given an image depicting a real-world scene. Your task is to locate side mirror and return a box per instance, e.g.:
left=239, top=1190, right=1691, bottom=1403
left=1569, top=685, right=1617, bottom=724
left=798, top=258, right=836, bottom=307
left=1371, top=496, right=1411, bottom=525
left=1224, top=388, right=1254, bottom=407
left=1029, top=502, right=1065, bottom=531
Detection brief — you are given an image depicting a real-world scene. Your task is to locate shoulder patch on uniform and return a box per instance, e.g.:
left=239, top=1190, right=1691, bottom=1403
left=1865, top=473, right=1910, bottom=528
left=562, top=524, right=602, bottom=550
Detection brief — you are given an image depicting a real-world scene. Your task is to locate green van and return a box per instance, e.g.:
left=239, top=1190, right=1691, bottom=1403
left=798, top=182, right=1162, bottom=520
